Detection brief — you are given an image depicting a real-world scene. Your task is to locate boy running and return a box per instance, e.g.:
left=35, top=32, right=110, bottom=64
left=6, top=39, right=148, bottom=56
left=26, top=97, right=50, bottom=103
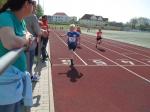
left=61, top=24, right=80, bottom=66
left=96, top=28, right=102, bottom=48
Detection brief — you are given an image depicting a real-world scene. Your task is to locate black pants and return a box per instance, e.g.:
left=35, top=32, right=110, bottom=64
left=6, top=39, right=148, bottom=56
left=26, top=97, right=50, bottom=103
left=35, top=36, right=48, bottom=60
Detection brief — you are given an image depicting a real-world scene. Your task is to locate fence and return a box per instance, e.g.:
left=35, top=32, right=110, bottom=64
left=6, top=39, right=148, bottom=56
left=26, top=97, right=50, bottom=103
left=0, top=47, right=26, bottom=75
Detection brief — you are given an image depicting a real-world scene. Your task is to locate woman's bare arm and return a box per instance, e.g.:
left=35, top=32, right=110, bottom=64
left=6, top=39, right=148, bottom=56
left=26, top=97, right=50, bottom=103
left=0, top=27, right=29, bottom=50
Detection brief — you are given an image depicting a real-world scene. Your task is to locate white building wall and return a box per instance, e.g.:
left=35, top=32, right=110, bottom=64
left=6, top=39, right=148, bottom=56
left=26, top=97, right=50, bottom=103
left=79, top=19, right=105, bottom=27
left=52, top=15, right=71, bottom=23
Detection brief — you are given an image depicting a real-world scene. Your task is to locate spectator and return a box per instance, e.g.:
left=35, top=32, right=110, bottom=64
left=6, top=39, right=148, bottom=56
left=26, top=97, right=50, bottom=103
left=0, top=0, right=33, bottom=111
left=37, top=15, right=49, bottom=63
left=24, top=0, right=41, bottom=81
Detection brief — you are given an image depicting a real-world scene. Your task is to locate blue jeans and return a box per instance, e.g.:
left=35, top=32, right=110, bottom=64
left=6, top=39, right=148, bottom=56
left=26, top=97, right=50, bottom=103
left=35, top=37, right=48, bottom=60
left=0, top=100, right=22, bottom=112
left=27, top=50, right=35, bottom=75
left=41, top=37, right=48, bottom=60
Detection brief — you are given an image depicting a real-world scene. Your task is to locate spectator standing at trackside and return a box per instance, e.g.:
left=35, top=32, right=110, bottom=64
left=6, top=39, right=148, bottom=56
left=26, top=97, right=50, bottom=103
left=38, top=15, right=49, bottom=62
left=0, top=0, right=33, bottom=111
left=76, top=25, right=81, bottom=47
left=61, top=24, right=80, bottom=66
left=96, top=28, right=102, bottom=48
left=24, top=0, right=42, bottom=81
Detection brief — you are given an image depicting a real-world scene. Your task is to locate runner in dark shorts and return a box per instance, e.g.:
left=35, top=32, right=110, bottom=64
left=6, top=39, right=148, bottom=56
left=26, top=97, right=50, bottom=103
left=61, top=24, right=80, bottom=66
left=68, top=42, right=77, bottom=51
left=96, top=29, right=102, bottom=48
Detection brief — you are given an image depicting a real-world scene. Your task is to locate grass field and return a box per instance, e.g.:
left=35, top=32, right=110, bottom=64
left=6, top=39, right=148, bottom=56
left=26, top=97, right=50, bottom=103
left=82, top=28, right=150, bottom=48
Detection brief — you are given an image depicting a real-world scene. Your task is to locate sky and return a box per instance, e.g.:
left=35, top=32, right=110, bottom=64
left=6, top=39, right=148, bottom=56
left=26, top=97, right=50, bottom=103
left=36, top=0, right=150, bottom=23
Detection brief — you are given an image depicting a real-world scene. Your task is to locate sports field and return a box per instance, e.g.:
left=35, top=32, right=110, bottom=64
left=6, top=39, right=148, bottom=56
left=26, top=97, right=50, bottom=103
left=82, top=29, right=150, bottom=48
left=48, top=28, right=150, bottom=112
left=49, top=24, right=150, bottom=48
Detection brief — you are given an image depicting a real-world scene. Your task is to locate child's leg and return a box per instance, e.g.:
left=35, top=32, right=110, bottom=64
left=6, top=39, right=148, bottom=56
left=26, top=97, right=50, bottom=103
left=98, top=39, right=102, bottom=44
left=96, top=39, right=98, bottom=48
left=70, top=49, right=74, bottom=59
left=69, top=49, right=74, bottom=65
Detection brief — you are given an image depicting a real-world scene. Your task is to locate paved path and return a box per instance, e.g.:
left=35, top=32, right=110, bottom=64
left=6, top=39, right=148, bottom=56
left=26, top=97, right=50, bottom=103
left=30, top=42, right=54, bottom=112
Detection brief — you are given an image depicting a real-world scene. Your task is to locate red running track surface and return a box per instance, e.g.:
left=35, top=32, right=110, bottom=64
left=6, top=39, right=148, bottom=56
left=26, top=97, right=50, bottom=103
left=49, top=30, right=150, bottom=112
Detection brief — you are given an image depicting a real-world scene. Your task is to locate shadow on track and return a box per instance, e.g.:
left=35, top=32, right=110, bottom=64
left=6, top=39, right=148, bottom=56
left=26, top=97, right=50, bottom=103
left=97, top=47, right=106, bottom=52
left=59, top=65, right=84, bottom=82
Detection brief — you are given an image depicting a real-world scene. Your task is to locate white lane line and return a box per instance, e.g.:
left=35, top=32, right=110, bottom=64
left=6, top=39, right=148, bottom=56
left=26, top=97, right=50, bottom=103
left=83, top=34, right=150, bottom=58
left=74, top=52, right=88, bottom=65
left=59, top=58, right=72, bottom=59
left=83, top=39, right=150, bottom=66
left=84, top=33, right=150, bottom=54
left=53, top=31, right=88, bottom=66
left=105, top=36, right=150, bottom=54
left=121, top=52, right=137, bottom=55
left=52, top=64, right=150, bottom=67
left=104, top=42, right=150, bottom=59
left=47, top=41, right=55, bottom=112
left=81, top=43, right=150, bottom=84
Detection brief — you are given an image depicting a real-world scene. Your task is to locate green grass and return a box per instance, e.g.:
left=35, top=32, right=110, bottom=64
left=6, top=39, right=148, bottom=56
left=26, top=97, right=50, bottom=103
left=82, top=29, right=150, bottom=48
left=49, top=24, right=69, bottom=30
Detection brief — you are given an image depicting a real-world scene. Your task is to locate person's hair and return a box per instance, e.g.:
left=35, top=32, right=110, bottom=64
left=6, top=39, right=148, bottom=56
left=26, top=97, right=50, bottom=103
left=32, top=1, right=36, bottom=6
left=70, top=24, right=75, bottom=28
left=42, top=15, right=47, bottom=19
left=99, top=28, right=101, bottom=31
left=0, top=0, right=33, bottom=13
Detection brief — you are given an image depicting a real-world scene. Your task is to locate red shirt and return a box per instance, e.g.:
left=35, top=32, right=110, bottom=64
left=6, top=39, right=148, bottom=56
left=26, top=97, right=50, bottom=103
left=76, top=27, right=81, bottom=33
left=39, top=20, right=49, bottom=33
left=96, top=31, right=102, bottom=37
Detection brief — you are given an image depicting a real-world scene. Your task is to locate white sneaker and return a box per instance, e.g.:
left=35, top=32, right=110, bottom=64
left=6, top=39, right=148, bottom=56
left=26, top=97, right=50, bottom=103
left=31, top=74, right=40, bottom=82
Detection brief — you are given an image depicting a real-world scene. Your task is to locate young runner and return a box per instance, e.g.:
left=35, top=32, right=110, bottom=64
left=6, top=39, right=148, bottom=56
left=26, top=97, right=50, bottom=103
left=96, top=28, right=102, bottom=48
left=61, top=24, right=80, bottom=66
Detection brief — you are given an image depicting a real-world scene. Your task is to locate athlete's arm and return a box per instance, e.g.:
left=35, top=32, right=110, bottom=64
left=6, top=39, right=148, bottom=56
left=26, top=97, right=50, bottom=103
left=60, top=34, right=67, bottom=37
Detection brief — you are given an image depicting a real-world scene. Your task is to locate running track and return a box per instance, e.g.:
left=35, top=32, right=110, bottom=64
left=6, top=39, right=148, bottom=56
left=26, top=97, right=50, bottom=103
left=49, top=29, right=150, bottom=112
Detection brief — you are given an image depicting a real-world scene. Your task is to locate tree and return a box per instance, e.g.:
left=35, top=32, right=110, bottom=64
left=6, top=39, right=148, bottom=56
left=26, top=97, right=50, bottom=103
left=129, top=18, right=138, bottom=29
left=36, top=4, right=44, bottom=18
left=128, top=17, right=150, bottom=31
left=108, top=21, right=124, bottom=27
left=0, top=0, right=7, bottom=9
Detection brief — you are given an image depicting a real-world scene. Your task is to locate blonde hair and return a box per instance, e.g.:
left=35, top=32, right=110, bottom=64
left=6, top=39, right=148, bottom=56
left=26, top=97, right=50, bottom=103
left=69, top=24, right=76, bottom=31
left=69, top=24, right=76, bottom=28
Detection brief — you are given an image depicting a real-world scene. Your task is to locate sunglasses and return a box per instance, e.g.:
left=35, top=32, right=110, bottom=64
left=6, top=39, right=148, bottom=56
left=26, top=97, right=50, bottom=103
left=28, top=0, right=36, bottom=5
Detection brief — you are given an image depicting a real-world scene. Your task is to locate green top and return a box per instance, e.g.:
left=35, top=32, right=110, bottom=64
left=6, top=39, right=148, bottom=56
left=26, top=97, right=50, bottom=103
left=0, top=10, right=27, bottom=72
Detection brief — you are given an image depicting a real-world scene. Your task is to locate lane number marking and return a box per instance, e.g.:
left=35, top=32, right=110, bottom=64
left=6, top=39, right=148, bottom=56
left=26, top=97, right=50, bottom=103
left=121, top=60, right=135, bottom=65
left=92, top=59, right=107, bottom=65
left=61, top=59, right=71, bottom=65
